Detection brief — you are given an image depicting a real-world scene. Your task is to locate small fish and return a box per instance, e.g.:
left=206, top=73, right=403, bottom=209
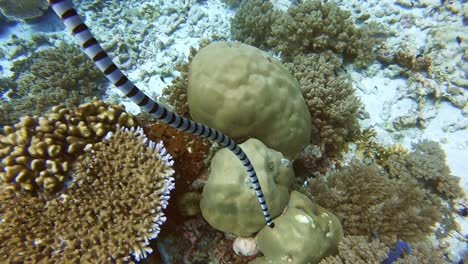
left=456, top=36, right=462, bottom=45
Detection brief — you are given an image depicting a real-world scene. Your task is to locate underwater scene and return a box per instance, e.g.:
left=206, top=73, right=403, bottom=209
left=0, top=0, right=467, bottom=263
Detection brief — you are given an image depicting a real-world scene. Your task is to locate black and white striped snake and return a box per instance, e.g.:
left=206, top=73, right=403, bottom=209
left=48, top=0, right=275, bottom=228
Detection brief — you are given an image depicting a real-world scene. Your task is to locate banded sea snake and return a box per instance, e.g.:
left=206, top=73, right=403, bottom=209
left=48, top=0, right=275, bottom=228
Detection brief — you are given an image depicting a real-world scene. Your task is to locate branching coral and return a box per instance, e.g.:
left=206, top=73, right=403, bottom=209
left=270, top=0, right=380, bottom=67
left=0, top=125, right=175, bottom=263
left=0, top=43, right=107, bottom=126
left=319, top=236, right=445, bottom=264
left=0, top=98, right=136, bottom=192
left=0, top=0, right=48, bottom=21
left=310, top=162, right=441, bottom=241
left=231, top=0, right=384, bottom=67
left=286, top=51, right=361, bottom=156
left=230, top=0, right=280, bottom=50
left=386, top=140, right=464, bottom=201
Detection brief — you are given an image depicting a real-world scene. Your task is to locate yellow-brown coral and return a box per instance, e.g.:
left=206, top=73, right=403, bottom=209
left=0, top=98, right=136, bottom=192
left=0, top=125, right=175, bottom=263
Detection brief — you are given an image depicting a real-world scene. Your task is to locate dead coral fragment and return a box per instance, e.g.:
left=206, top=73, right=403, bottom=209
left=0, top=126, right=175, bottom=263
left=0, top=0, right=48, bottom=21
left=0, top=98, right=136, bottom=192
left=310, top=162, right=441, bottom=241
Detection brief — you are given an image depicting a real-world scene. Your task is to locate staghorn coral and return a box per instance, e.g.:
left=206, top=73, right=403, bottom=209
left=354, top=127, right=409, bottom=165
left=0, top=98, right=136, bottom=192
left=386, top=140, right=464, bottom=201
left=319, top=236, right=445, bottom=264
left=310, top=162, right=441, bottom=242
left=230, top=0, right=280, bottom=50
left=286, top=51, right=361, bottom=156
left=0, top=43, right=106, bottom=126
left=0, top=125, right=175, bottom=263
left=0, top=0, right=48, bottom=21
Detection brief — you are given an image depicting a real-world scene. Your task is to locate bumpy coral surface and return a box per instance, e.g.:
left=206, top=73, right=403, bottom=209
left=0, top=98, right=136, bottom=192
left=0, top=125, right=175, bottom=263
left=253, top=191, right=343, bottom=264
left=200, top=138, right=294, bottom=236
left=188, top=41, right=311, bottom=158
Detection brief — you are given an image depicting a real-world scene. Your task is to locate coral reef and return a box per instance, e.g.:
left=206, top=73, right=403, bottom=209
left=200, top=138, right=294, bottom=236
left=231, top=0, right=382, bottom=68
left=309, top=162, right=441, bottom=241
left=319, top=236, right=445, bottom=264
left=253, top=191, right=343, bottom=264
left=221, top=0, right=242, bottom=9
left=354, top=127, right=409, bottom=165
left=230, top=0, right=280, bottom=50
left=160, top=39, right=212, bottom=118
left=143, top=119, right=211, bottom=223
left=0, top=0, right=49, bottom=21
left=188, top=41, right=311, bottom=158
left=386, top=140, right=464, bottom=201
left=0, top=125, right=175, bottom=263
left=0, top=43, right=107, bottom=126
left=286, top=51, right=361, bottom=156
left=0, top=98, right=136, bottom=192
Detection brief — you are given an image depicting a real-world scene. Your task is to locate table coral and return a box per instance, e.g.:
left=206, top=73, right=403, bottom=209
left=0, top=125, right=174, bottom=263
left=0, top=43, right=107, bottom=126
left=0, top=98, right=136, bottom=192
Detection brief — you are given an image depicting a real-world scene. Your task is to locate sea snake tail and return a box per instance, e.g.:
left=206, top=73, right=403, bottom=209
left=48, top=0, right=275, bottom=228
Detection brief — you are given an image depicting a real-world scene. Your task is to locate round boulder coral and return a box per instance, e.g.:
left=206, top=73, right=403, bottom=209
left=254, top=191, right=343, bottom=264
left=200, top=138, right=294, bottom=236
left=187, top=41, right=311, bottom=158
